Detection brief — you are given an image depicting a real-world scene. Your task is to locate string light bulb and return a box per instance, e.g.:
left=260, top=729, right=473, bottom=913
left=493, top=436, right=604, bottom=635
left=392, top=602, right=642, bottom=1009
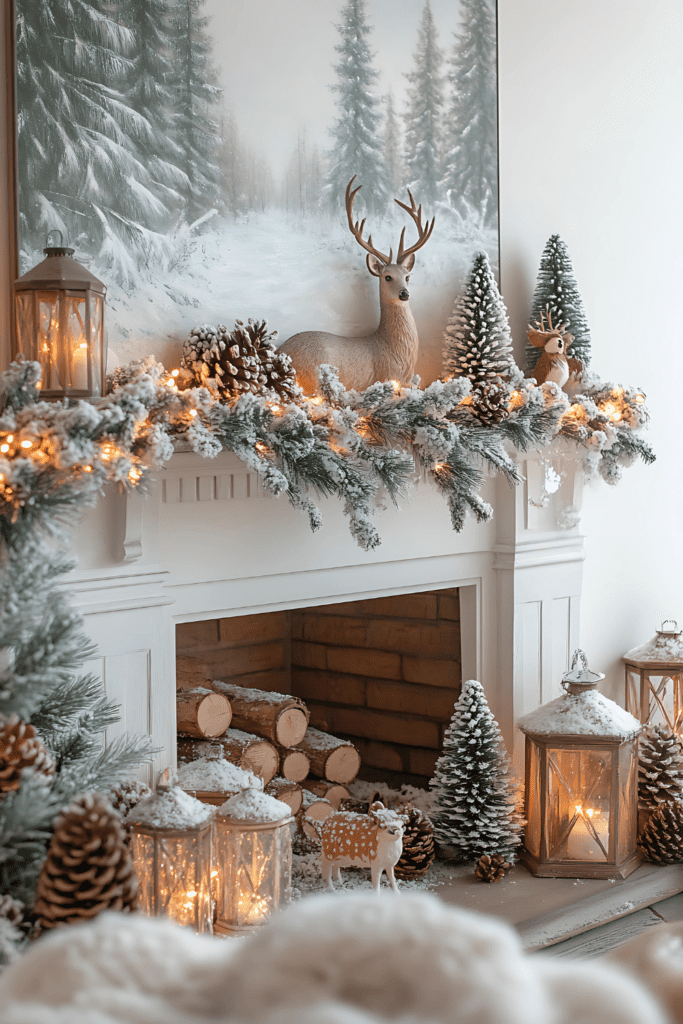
left=20, top=440, right=32, bottom=449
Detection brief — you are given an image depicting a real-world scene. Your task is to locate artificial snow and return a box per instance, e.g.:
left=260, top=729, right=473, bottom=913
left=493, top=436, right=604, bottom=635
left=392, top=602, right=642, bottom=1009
left=174, top=757, right=259, bottom=793
left=0, top=894, right=668, bottom=1024
left=126, top=786, right=213, bottom=830
left=625, top=627, right=683, bottom=664
left=218, top=786, right=291, bottom=822
left=518, top=689, right=641, bottom=739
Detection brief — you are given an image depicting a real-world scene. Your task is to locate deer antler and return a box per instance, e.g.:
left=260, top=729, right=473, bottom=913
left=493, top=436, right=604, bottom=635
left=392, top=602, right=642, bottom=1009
left=395, top=189, right=436, bottom=264
left=345, top=177, right=393, bottom=265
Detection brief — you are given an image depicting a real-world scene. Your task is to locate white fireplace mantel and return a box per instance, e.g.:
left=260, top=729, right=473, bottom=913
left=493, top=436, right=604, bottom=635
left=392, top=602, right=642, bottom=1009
left=64, top=445, right=586, bottom=782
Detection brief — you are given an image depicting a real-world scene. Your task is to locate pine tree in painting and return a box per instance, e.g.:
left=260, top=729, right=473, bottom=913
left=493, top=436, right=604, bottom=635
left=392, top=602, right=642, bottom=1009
left=441, top=0, right=498, bottom=221
left=442, top=251, right=515, bottom=384
left=326, top=0, right=389, bottom=217
left=430, top=679, right=522, bottom=862
left=524, top=235, right=592, bottom=375
left=15, top=0, right=171, bottom=283
left=168, top=0, right=222, bottom=225
left=383, top=91, right=403, bottom=194
left=404, top=0, right=444, bottom=206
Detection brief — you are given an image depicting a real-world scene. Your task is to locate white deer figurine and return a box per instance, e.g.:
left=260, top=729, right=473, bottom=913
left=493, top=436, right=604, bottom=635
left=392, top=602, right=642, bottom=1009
left=279, top=176, right=435, bottom=394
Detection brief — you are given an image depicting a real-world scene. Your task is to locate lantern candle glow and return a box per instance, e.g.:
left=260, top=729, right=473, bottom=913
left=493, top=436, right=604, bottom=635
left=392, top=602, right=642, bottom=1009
left=518, top=650, right=642, bottom=879
left=127, top=787, right=213, bottom=933
left=214, top=787, right=293, bottom=937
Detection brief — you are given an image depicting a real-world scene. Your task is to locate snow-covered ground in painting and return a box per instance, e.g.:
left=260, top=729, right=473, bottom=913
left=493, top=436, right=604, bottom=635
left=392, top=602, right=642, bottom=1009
left=101, top=207, right=498, bottom=386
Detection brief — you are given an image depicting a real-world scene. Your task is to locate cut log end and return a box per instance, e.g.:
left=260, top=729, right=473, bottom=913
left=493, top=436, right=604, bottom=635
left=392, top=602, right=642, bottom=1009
left=302, top=780, right=350, bottom=809
left=324, top=745, right=362, bottom=784
left=241, top=742, right=279, bottom=785
left=265, top=778, right=303, bottom=816
left=276, top=707, right=309, bottom=747
left=177, top=690, right=232, bottom=739
left=279, top=748, right=310, bottom=783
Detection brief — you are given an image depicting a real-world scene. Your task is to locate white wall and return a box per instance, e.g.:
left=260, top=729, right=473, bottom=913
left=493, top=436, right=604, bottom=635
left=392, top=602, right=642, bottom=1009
left=498, top=0, right=683, bottom=701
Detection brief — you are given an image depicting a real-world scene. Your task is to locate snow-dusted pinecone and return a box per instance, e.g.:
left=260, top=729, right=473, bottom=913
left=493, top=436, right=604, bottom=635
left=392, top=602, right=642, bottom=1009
left=395, top=806, right=435, bottom=880
left=470, top=378, right=511, bottom=425
left=638, top=799, right=683, bottom=863
left=475, top=853, right=511, bottom=882
left=639, top=726, right=683, bottom=814
left=0, top=894, right=29, bottom=937
left=34, top=793, right=137, bottom=930
left=109, top=780, right=152, bottom=821
left=0, top=714, right=55, bottom=797
left=183, top=319, right=298, bottom=401
left=256, top=334, right=300, bottom=402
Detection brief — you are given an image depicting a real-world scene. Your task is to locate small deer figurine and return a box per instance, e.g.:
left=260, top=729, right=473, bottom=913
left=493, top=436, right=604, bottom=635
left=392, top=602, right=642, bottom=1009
left=319, top=799, right=406, bottom=893
left=279, top=177, right=435, bottom=394
left=527, top=307, right=583, bottom=388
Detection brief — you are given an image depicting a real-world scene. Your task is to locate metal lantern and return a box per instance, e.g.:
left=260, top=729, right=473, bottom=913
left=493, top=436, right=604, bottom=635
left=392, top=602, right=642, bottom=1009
left=14, top=232, right=107, bottom=400
left=214, top=787, right=293, bottom=937
left=518, top=649, right=642, bottom=879
left=624, top=620, right=683, bottom=735
left=127, top=787, right=213, bottom=934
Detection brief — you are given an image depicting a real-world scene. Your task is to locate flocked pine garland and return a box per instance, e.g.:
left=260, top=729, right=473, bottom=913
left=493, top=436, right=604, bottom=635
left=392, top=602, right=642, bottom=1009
left=0, top=348, right=654, bottom=552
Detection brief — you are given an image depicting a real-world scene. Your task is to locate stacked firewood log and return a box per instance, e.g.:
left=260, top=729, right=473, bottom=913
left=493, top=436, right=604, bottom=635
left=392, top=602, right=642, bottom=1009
left=175, top=664, right=361, bottom=832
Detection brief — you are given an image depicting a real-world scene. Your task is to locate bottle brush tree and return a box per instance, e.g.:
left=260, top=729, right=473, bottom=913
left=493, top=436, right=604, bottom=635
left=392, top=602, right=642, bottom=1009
left=525, top=234, right=592, bottom=375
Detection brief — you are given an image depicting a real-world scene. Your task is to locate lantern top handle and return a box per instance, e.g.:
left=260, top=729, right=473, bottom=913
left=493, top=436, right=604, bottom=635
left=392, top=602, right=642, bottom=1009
left=562, top=648, right=605, bottom=693
left=659, top=619, right=680, bottom=636
left=43, top=229, right=75, bottom=257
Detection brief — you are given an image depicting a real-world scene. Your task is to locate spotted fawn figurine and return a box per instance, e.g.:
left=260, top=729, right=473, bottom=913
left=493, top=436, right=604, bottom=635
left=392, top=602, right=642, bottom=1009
left=527, top=307, right=583, bottom=389
left=319, top=800, right=406, bottom=893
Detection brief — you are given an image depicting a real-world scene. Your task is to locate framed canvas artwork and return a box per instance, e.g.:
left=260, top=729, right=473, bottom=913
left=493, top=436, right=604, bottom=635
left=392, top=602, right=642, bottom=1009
left=14, top=0, right=498, bottom=385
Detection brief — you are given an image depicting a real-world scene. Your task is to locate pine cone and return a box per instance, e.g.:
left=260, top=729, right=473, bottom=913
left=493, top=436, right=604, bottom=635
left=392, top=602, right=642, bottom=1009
left=35, top=793, right=137, bottom=930
left=475, top=853, right=511, bottom=883
left=0, top=714, right=55, bottom=797
left=257, top=337, right=299, bottom=402
left=639, top=726, right=683, bottom=811
left=395, top=806, right=435, bottom=881
left=638, top=799, right=683, bottom=863
left=469, top=378, right=511, bottom=425
left=109, top=779, right=152, bottom=820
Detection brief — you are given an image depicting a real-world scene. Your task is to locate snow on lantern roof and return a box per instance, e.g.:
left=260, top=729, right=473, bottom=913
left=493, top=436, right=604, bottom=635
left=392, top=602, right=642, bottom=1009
left=217, top=786, right=292, bottom=823
left=624, top=620, right=683, bottom=666
left=518, top=688, right=641, bottom=739
left=174, top=757, right=260, bottom=794
left=126, top=786, right=213, bottom=830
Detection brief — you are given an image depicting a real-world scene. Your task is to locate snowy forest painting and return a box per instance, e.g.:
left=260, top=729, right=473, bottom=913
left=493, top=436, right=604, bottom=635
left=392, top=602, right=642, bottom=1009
left=14, top=0, right=499, bottom=383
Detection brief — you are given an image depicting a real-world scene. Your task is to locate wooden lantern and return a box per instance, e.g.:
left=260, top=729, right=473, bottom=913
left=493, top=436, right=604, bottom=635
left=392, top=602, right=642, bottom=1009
left=624, top=620, right=683, bottom=735
left=14, top=232, right=107, bottom=400
left=214, top=787, right=293, bottom=936
left=127, top=787, right=213, bottom=933
left=518, top=650, right=642, bottom=879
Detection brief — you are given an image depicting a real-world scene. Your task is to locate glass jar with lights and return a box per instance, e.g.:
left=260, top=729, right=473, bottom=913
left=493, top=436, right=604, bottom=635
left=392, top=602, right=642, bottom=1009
left=126, top=786, right=214, bottom=933
left=13, top=231, right=107, bottom=400
left=624, top=620, right=683, bottom=736
left=214, top=786, right=293, bottom=937
left=518, top=649, right=641, bottom=879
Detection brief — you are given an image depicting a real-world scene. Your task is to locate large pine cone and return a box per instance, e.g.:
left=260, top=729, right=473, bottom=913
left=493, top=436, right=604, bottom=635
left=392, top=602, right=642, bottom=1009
left=475, top=853, right=511, bottom=883
left=639, top=726, right=683, bottom=812
left=469, top=378, right=511, bottom=425
left=395, top=806, right=435, bottom=881
left=256, top=334, right=299, bottom=402
left=35, top=793, right=137, bottom=930
left=638, top=799, right=683, bottom=864
left=0, top=714, right=55, bottom=796
left=183, top=319, right=299, bottom=402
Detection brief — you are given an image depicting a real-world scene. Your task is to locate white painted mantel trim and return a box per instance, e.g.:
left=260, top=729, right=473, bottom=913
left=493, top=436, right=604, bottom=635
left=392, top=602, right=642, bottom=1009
left=63, top=447, right=586, bottom=781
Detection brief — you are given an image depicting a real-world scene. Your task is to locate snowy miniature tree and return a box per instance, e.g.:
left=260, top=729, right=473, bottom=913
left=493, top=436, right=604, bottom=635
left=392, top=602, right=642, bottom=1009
left=168, top=0, right=223, bottom=224
left=430, top=679, right=522, bottom=862
left=442, top=251, right=516, bottom=384
left=525, top=235, right=592, bottom=375
left=441, top=0, right=498, bottom=222
left=404, top=0, right=445, bottom=206
left=325, top=0, right=390, bottom=217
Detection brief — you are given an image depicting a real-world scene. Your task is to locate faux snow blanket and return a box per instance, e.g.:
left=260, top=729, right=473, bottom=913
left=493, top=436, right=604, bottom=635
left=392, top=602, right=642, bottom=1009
left=0, top=891, right=674, bottom=1024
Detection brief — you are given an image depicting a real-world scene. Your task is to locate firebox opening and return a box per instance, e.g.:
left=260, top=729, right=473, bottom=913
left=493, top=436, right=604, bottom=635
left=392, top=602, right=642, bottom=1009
left=176, top=588, right=461, bottom=788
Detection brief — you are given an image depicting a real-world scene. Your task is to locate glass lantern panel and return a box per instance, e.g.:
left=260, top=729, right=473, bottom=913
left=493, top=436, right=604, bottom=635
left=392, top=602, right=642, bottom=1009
left=131, top=828, right=212, bottom=934
left=546, top=748, right=613, bottom=861
left=63, top=291, right=89, bottom=393
left=624, top=668, right=641, bottom=719
left=643, top=672, right=683, bottom=735
left=88, top=292, right=104, bottom=395
left=216, top=822, right=292, bottom=933
left=36, top=291, right=63, bottom=392
left=15, top=293, right=36, bottom=361
left=525, top=741, right=542, bottom=858
left=618, top=742, right=638, bottom=863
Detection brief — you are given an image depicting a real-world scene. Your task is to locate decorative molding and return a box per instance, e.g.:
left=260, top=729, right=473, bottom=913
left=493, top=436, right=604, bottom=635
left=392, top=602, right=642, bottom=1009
left=161, top=471, right=262, bottom=504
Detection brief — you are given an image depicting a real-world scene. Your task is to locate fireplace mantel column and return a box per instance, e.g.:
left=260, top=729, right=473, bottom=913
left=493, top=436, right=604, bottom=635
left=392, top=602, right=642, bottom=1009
left=492, top=447, right=586, bottom=766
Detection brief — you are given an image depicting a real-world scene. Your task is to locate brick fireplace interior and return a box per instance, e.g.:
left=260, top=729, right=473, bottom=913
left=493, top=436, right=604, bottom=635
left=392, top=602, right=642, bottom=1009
left=176, top=588, right=462, bottom=786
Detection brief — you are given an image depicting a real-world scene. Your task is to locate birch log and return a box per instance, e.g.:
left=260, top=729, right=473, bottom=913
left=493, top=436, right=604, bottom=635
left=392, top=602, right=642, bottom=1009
left=176, top=688, right=232, bottom=739
left=277, top=746, right=311, bottom=783
left=265, top=778, right=303, bottom=816
left=177, top=728, right=279, bottom=784
left=211, top=681, right=309, bottom=747
left=296, top=727, right=361, bottom=784
left=302, top=779, right=350, bottom=809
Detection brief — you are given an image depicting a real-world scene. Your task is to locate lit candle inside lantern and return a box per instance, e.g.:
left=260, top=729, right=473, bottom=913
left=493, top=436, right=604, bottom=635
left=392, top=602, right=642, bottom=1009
left=71, top=341, right=89, bottom=390
left=567, top=806, right=609, bottom=860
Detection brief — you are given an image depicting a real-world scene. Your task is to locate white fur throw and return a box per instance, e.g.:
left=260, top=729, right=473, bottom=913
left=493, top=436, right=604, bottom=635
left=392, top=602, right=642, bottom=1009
left=0, top=892, right=670, bottom=1024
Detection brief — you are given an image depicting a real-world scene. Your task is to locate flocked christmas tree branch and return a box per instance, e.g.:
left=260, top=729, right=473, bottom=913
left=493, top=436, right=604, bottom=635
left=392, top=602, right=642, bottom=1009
left=0, top=352, right=654, bottom=553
